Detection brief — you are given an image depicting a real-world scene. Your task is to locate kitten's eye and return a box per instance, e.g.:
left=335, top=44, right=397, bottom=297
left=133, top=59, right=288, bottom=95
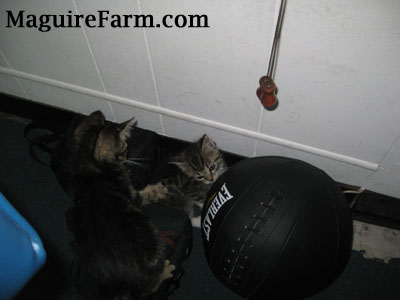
left=209, top=163, right=216, bottom=172
left=196, top=175, right=205, bottom=180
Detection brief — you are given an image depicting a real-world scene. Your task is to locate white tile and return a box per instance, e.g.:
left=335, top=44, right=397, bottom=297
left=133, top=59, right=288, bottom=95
left=141, top=0, right=275, bottom=131
left=111, top=102, right=163, bottom=134
left=366, top=168, right=400, bottom=199
left=0, top=53, right=26, bottom=98
left=259, top=0, right=400, bottom=164
left=19, top=79, right=113, bottom=120
left=256, top=139, right=373, bottom=188
left=0, top=52, right=9, bottom=68
left=163, top=116, right=255, bottom=157
left=74, top=0, right=157, bottom=104
left=0, top=73, right=26, bottom=99
left=0, top=0, right=103, bottom=91
left=380, top=136, right=400, bottom=173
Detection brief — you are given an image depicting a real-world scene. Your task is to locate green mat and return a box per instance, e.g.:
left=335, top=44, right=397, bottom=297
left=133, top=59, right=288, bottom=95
left=1, top=114, right=399, bottom=300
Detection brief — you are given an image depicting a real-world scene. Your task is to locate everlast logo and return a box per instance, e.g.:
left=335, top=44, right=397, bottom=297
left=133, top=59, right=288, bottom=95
left=202, top=183, right=234, bottom=241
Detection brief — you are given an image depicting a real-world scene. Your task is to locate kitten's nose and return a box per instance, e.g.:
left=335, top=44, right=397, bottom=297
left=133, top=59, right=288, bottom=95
left=206, top=174, right=213, bottom=182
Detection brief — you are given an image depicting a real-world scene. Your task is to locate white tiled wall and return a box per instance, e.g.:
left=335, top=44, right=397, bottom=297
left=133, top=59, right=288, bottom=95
left=141, top=0, right=274, bottom=132
left=19, top=79, right=115, bottom=120
left=111, top=102, right=163, bottom=134
left=75, top=0, right=158, bottom=103
left=162, top=116, right=256, bottom=157
left=0, top=51, right=27, bottom=98
left=1, top=0, right=104, bottom=91
left=0, top=0, right=399, bottom=198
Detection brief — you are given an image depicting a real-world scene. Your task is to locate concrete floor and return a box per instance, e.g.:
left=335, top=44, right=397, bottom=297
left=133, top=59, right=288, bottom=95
left=353, top=220, right=400, bottom=263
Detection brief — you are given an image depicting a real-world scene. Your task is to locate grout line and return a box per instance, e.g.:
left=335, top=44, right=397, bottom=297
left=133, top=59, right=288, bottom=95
left=358, top=168, right=378, bottom=193
left=106, top=101, right=116, bottom=122
left=13, top=78, right=29, bottom=100
left=252, top=105, right=265, bottom=156
left=0, top=50, right=30, bottom=100
left=71, top=0, right=107, bottom=93
left=71, top=0, right=116, bottom=121
left=252, top=138, right=259, bottom=158
left=136, top=0, right=165, bottom=135
left=0, top=66, right=379, bottom=171
left=361, top=133, right=400, bottom=191
left=377, top=133, right=400, bottom=168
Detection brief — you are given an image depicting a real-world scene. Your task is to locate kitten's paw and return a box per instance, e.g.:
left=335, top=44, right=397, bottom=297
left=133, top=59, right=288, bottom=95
left=191, top=216, right=201, bottom=228
left=163, top=260, right=176, bottom=280
left=154, top=182, right=168, bottom=200
left=140, top=183, right=169, bottom=204
left=152, top=260, right=176, bottom=293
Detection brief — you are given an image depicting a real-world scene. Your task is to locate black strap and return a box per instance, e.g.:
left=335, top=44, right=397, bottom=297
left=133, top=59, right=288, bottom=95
left=164, top=268, right=185, bottom=298
left=147, top=268, right=185, bottom=300
left=24, top=121, right=64, bottom=167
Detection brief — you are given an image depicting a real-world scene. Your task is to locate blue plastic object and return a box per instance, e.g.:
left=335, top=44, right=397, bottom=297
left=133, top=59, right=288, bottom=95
left=0, top=192, right=46, bottom=300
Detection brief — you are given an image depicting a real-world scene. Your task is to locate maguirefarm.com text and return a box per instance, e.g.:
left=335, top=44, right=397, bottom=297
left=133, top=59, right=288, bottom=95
left=6, top=10, right=210, bottom=32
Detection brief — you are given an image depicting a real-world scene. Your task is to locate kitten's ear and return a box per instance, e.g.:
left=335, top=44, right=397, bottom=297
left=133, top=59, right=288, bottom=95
left=201, top=134, right=217, bottom=154
left=88, top=110, right=106, bottom=124
left=117, top=117, right=137, bottom=140
left=75, top=110, right=105, bottom=140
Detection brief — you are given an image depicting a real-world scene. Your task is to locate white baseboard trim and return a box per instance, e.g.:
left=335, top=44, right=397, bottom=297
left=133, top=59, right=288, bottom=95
left=0, top=66, right=379, bottom=171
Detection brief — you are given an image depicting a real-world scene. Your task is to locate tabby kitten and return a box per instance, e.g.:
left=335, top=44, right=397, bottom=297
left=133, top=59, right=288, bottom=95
left=148, top=135, right=227, bottom=227
left=66, top=111, right=174, bottom=300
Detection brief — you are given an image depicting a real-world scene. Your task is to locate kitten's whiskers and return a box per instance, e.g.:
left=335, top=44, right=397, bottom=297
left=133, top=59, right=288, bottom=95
left=124, top=157, right=151, bottom=166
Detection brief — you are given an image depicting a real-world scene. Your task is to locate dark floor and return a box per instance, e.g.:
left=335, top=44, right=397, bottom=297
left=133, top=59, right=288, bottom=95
left=1, top=113, right=400, bottom=300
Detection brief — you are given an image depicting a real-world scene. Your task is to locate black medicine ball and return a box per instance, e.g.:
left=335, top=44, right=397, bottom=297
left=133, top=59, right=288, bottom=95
left=201, top=156, right=353, bottom=299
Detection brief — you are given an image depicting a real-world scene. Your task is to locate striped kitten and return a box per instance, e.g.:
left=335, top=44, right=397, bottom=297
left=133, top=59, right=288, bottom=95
left=148, top=135, right=227, bottom=227
left=66, top=111, right=175, bottom=300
